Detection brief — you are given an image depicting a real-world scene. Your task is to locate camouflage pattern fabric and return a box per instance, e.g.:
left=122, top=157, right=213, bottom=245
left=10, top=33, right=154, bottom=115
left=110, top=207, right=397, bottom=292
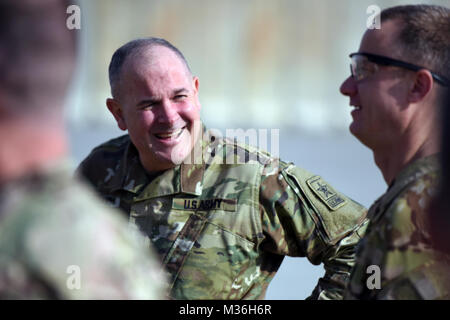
left=0, top=162, right=167, bottom=299
left=345, top=155, right=450, bottom=299
left=77, top=128, right=368, bottom=300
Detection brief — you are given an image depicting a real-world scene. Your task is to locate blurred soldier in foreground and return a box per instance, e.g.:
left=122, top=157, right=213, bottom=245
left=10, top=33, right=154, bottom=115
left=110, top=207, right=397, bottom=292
left=0, top=0, right=166, bottom=299
left=77, top=37, right=368, bottom=300
left=340, top=4, right=450, bottom=299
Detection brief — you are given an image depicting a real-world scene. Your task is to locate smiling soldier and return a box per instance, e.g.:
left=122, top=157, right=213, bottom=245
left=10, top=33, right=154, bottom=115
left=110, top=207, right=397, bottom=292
left=340, top=5, right=450, bottom=299
left=77, top=37, right=369, bottom=300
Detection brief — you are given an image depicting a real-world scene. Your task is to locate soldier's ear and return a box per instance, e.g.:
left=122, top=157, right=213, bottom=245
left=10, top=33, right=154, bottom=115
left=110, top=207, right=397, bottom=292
left=193, top=76, right=199, bottom=93
left=408, top=69, right=433, bottom=103
left=106, top=98, right=127, bottom=131
left=192, top=76, right=201, bottom=110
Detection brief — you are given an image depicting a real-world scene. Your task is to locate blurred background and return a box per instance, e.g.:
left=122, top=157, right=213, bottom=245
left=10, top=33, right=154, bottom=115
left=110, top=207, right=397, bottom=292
left=65, top=0, right=449, bottom=299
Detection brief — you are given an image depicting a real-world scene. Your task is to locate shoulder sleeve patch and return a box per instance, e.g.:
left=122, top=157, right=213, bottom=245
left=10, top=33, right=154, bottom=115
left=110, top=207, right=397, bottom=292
left=282, top=165, right=367, bottom=244
left=306, top=176, right=347, bottom=211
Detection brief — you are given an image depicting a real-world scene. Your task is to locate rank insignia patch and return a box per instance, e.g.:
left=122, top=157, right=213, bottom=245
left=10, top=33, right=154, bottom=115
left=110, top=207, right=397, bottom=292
left=306, top=176, right=347, bottom=210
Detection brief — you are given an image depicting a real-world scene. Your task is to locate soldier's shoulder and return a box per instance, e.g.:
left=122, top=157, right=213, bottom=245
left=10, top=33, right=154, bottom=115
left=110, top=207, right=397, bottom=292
left=84, top=134, right=130, bottom=161
left=372, top=169, right=440, bottom=265
left=0, top=169, right=112, bottom=265
left=215, top=134, right=278, bottom=167
left=0, top=169, right=166, bottom=299
left=0, top=167, right=114, bottom=224
left=77, top=134, right=129, bottom=176
left=388, top=156, right=440, bottom=212
left=386, top=170, right=438, bottom=229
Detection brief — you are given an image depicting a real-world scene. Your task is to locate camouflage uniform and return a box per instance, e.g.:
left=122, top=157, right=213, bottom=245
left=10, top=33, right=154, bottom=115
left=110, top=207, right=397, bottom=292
left=345, top=155, right=450, bottom=299
left=77, top=128, right=368, bottom=300
left=0, top=162, right=167, bottom=299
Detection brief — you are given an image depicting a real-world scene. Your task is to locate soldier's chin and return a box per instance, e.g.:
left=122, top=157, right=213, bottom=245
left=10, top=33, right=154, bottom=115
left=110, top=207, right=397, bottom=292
left=170, top=141, right=192, bottom=165
left=349, top=125, right=373, bottom=149
left=349, top=122, right=362, bottom=138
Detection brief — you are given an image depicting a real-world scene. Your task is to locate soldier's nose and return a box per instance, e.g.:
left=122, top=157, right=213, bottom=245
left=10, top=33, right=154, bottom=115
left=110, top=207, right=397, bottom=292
left=340, top=76, right=357, bottom=97
left=158, top=100, right=179, bottom=124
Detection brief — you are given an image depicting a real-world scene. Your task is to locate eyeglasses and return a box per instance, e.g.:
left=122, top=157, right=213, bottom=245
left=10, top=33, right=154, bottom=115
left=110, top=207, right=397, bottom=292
left=349, top=52, right=449, bottom=87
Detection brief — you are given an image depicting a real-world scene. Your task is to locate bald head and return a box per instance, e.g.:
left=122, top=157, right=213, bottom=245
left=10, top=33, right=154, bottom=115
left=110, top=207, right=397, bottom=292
left=108, top=38, right=192, bottom=99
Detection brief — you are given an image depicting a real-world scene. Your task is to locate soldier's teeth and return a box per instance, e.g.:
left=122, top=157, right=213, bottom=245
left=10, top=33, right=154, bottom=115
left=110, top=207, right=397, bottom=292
left=155, top=128, right=183, bottom=139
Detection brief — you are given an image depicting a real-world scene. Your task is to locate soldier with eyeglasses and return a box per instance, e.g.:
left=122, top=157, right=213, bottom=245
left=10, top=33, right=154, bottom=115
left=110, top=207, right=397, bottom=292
left=340, top=4, right=450, bottom=299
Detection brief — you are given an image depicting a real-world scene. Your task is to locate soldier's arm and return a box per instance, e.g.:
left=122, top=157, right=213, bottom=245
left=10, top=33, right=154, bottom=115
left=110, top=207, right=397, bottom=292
left=259, top=161, right=368, bottom=300
left=307, top=219, right=369, bottom=300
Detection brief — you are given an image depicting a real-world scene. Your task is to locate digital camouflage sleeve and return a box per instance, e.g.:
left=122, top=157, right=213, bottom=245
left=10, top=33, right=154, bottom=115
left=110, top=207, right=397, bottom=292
left=259, top=158, right=368, bottom=299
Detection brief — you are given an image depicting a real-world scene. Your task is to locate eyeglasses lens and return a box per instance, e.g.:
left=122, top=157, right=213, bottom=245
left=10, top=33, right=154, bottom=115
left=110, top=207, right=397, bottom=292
left=351, top=55, right=378, bottom=81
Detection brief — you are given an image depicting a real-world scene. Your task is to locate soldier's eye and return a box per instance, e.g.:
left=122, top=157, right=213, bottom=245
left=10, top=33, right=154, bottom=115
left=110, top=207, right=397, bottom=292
left=140, top=101, right=158, bottom=109
left=174, top=95, right=187, bottom=101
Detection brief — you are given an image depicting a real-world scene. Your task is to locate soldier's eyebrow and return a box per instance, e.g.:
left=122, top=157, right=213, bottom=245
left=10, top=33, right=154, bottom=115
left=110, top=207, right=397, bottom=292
left=172, top=88, right=189, bottom=96
left=136, top=97, right=160, bottom=107
left=135, top=88, right=189, bottom=107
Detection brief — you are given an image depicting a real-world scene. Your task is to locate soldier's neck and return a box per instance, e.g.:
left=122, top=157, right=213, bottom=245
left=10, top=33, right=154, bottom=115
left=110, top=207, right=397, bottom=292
left=139, top=154, right=177, bottom=174
left=0, top=116, right=67, bottom=185
left=373, top=134, right=439, bottom=186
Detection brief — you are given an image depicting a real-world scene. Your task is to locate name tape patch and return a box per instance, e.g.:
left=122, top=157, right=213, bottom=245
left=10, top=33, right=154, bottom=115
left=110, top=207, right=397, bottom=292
left=306, top=176, right=347, bottom=210
left=173, top=198, right=237, bottom=212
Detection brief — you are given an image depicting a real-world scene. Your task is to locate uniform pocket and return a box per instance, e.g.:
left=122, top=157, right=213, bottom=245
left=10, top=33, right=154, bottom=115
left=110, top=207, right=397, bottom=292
left=129, top=199, right=190, bottom=261
left=169, top=219, right=256, bottom=299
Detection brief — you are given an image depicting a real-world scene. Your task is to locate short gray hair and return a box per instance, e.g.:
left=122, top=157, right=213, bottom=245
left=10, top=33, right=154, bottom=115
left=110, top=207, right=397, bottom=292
left=381, top=5, right=450, bottom=83
left=108, top=37, right=191, bottom=98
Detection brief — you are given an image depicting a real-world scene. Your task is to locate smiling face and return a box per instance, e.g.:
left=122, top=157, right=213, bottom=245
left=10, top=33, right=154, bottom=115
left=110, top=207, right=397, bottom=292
left=108, top=46, right=202, bottom=172
left=340, top=20, right=415, bottom=151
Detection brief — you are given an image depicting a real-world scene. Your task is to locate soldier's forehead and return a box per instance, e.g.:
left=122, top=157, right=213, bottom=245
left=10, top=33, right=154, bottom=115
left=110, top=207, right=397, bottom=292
left=124, top=46, right=189, bottom=77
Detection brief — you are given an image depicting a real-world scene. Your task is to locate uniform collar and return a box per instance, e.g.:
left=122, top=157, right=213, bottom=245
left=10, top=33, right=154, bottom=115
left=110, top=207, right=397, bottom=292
left=367, top=154, right=440, bottom=222
left=388, top=153, right=440, bottom=191
left=107, top=133, right=206, bottom=200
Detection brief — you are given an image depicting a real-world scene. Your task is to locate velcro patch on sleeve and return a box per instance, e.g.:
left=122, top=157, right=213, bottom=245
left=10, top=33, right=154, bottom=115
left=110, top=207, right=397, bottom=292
left=306, top=176, right=347, bottom=211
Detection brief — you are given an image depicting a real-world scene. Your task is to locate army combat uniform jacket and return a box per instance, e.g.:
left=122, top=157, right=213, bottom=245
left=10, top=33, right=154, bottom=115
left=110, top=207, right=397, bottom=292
left=0, top=163, right=166, bottom=299
left=345, top=155, right=450, bottom=299
left=78, top=129, right=368, bottom=299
